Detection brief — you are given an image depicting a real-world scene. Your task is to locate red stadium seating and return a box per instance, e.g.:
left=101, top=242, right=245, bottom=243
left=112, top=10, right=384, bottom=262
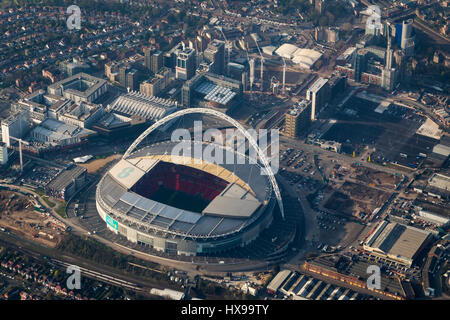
left=131, top=161, right=228, bottom=202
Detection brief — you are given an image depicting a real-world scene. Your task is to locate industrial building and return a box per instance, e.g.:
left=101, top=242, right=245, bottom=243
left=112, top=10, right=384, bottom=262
left=47, top=73, right=108, bottom=104
left=266, top=270, right=292, bottom=295
left=284, top=99, right=312, bottom=138
left=275, top=44, right=323, bottom=70
left=45, top=165, right=87, bottom=200
left=363, top=221, right=433, bottom=267
left=428, top=173, right=450, bottom=192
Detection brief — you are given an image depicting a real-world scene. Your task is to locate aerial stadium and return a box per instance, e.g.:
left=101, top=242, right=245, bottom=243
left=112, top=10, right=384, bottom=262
left=95, top=108, right=287, bottom=257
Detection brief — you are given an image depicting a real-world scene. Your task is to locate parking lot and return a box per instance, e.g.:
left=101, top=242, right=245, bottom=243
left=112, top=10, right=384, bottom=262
left=20, top=164, right=62, bottom=189
left=279, top=147, right=323, bottom=192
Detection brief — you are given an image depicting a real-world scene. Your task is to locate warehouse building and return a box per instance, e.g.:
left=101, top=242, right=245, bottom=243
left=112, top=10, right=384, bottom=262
left=275, top=44, right=323, bottom=70
left=266, top=270, right=292, bottom=295
left=363, top=221, right=433, bottom=267
left=45, top=165, right=87, bottom=200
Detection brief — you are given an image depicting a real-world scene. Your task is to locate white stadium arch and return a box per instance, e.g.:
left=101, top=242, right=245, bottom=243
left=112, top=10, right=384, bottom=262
left=122, top=108, right=285, bottom=219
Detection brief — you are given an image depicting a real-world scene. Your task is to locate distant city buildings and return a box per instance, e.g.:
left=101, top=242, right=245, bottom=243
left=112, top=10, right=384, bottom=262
left=61, top=57, right=91, bottom=77
left=140, top=67, right=171, bottom=97
left=144, top=47, right=163, bottom=74
left=315, top=27, right=340, bottom=43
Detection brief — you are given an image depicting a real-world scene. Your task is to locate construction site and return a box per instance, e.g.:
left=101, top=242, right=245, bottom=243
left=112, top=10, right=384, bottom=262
left=0, top=189, right=65, bottom=247
left=321, top=164, right=402, bottom=221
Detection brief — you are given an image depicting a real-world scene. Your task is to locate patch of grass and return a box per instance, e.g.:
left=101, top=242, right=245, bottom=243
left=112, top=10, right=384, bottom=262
left=42, top=196, right=56, bottom=208
left=55, top=202, right=67, bottom=218
left=35, top=188, right=45, bottom=197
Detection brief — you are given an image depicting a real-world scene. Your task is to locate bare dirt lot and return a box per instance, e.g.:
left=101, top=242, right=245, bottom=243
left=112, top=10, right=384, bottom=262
left=353, top=167, right=402, bottom=190
left=0, top=190, right=63, bottom=248
left=80, top=154, right=121, bottom=173
left=323, top=181, right=390, bottom=219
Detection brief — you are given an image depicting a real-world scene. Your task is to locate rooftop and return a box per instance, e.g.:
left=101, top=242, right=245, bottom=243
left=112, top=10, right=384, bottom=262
left=46, top=166, right=86, bottom=192
left=365, top=221, right=431, bottom=261
left=307, top=77, right=328, bottom=93
left=48, top=73, right=107, bottom=99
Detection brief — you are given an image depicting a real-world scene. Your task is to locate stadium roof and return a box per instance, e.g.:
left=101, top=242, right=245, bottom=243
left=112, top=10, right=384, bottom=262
left=97, top=141, right=273, bottom=239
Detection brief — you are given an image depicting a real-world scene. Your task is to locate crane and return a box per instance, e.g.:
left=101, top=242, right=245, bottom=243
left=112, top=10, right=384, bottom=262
left=9, top=136, right=29, bottom=172
left=242, top=37, right=254, bottom=91
left=282, top=57, right=286, bottom=94
left=251, top=34, right=264, bottom=92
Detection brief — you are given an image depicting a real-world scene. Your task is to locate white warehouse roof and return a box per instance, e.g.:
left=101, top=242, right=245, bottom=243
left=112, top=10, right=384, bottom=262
left=108, top=91, right=177, bottom=121
left=275, top=44, right=322, bottom=69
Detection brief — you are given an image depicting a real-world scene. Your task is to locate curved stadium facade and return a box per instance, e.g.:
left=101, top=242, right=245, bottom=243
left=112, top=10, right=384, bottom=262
left=96, top=141, right=276, bottom=256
